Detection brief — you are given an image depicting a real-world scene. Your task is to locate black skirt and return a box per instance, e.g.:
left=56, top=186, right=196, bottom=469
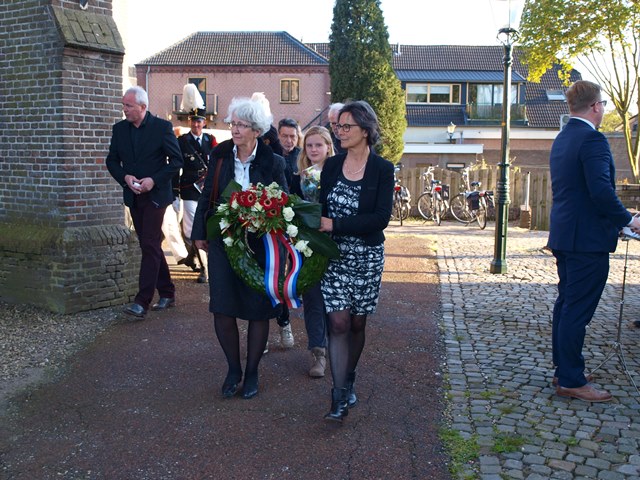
left=207, top=236, right=282, bottom=321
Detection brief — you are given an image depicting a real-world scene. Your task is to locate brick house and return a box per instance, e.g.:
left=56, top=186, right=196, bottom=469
left=135, top=31, right=632, bottom=178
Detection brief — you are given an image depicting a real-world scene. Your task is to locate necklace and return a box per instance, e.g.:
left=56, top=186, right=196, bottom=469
left=344, top=160, right=367, bottom=175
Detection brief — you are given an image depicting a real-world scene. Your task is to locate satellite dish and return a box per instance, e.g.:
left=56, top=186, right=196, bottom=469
left=560, top=114, right=570, bottom=131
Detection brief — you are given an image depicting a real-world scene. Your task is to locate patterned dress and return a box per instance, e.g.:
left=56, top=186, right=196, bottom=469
left=321, top=174, right=385, bottom=315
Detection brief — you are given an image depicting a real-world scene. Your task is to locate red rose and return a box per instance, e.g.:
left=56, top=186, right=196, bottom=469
left=265, top=206, right=281, bottom=218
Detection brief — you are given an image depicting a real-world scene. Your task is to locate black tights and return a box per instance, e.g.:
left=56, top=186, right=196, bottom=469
left=214, top=313, right=269, bottom=381
left=326, top=309, right=367, bottom=388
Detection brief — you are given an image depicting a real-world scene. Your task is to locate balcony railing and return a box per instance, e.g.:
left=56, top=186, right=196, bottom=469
left=172, top=94, right=218, bottom=116
left=466, top=103, right=527, bottom=123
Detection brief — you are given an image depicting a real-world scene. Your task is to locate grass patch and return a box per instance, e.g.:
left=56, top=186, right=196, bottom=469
left=492, top=432, right=525, bottom=454
left=439, top=428, right=480, bottom=478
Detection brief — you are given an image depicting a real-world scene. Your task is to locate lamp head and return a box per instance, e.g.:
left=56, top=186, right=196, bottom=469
left=492, top=0, right=524, bottom=44
left=447, top=122, right=456, bottom=135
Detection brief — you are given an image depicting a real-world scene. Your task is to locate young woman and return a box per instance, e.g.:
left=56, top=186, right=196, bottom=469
left=289, top=126, right=335, bottom=378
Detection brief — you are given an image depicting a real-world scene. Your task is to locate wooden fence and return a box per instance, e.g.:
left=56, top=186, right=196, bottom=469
left=398, top=166, right=640, bottom=231
left=397, top=166, right=562, bottom=231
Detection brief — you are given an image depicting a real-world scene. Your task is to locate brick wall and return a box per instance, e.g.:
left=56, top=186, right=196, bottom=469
left=0, top=0, right=139, bottom=313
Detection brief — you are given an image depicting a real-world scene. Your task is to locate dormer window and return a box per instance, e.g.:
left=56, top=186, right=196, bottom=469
left=546, top=89, right=566, bottom=101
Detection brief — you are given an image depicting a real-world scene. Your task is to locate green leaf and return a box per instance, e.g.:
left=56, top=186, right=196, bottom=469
left=299, top=228, right=340, bottom=259
left=220, top=180, right=242, bottom=200
left=292, top=200, right=322, bottom=229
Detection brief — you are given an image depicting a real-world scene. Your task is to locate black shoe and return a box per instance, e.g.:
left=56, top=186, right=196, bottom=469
left=324, top=387, right=349, bottom=422
left=241, top=373, right=259, bottom=399
left=151, top=297, right=175, bottom=310
left=346, top=371, right=358, bottom=408
left=124, top=303, right=147, bottom=318
left=222, top=373, right=242, bottom=398
left=197, top=272, right=207, bottom=283
left=177, top=257, right=198, bottom=272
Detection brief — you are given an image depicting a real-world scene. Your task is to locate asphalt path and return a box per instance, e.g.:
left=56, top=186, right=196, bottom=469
left=0, top=231, right=450, bottom=480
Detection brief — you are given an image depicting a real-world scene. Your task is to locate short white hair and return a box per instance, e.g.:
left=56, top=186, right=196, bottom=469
left=225, top=96, right=273, bottom=136
left=328, top=102, right=344, bottom=122
left=124, top=86, right=148, bottom=107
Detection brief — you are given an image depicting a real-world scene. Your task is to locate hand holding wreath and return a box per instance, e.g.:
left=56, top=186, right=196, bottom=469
left=206, top=181, right=339, bottom=307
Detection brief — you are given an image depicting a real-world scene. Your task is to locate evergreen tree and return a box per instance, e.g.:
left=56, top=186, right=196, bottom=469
left=329, top=0, right=406, bottom=163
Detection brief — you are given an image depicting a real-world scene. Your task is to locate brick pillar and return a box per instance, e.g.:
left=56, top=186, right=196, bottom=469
left=0, top=0, right=139, bottom=313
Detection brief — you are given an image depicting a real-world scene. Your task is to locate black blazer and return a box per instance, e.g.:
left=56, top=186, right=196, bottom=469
left=106, top=112, right=183, bottom=209
left=191, top=138, right=287, bottom=241
left=175, top=132, right=216, bottom=201
left=320, top=151, right=394, bottom=246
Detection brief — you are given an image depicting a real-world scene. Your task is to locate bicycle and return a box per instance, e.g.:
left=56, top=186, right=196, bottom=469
left=391, top=166, right=411, bottom=225
left=449, top=168, right=494, bottom=230
left=417, top=166, right=450, bottom=225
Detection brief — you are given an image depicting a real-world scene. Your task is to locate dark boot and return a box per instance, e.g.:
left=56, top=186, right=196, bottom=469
left=346, top=371, right=358, bottom=408
left=324, top=387, right=348, bottom=422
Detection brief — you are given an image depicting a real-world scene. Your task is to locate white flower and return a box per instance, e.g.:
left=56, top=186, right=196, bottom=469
left=219, top=218, right=230, bottom=230
left=253, top=203, right=264, bottom=212
left=294, top=239, right=313, bottom=257
left=282, top=207, right=295, bottom=222
left=231, top=198, right=239, bottom=209
left=223, top=236, right=234, bottom=247
left=286, top=224, right=298, bottom=237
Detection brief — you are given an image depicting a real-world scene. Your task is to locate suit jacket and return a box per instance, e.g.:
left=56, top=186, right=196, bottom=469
left=191, top=138, right=287, bottom=241
left=320, top=151, right=394, bottom=246
left=547, top=117, right=631, bottom=253
left=106, top=112, right=183, bottom=209
left=175, top=132, right=216, bottom=201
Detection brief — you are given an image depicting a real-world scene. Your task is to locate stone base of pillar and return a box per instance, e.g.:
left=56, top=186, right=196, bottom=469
left=0, top=223, right=140, bottom=314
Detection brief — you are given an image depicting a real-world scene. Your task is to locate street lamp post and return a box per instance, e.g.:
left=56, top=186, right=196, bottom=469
left=490, top=0, right=524, bottom=274
left=447, top=122, right=456, bottom=143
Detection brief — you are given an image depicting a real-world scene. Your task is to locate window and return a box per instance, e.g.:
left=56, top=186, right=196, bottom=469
left=546, top=89, right=566, bottom=101
left=406, top=84, right=461, bottom=104
left=280, top=79, right=300, bottom=103
left=468, top=84, right=518, bottom=106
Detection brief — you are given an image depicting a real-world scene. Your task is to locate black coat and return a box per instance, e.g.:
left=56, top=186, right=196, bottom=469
left=175, top=132, right=216, bottom=201
left=106, top=112, right=183, bottom=209
left=320, top=151, right=394, bottom=246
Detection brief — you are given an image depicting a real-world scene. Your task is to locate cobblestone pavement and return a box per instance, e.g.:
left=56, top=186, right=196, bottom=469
left=397, top=220, right=640, bottom=480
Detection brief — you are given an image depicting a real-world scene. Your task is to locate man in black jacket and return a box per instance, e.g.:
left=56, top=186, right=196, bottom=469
left=106, top=86, right=183, bottom=318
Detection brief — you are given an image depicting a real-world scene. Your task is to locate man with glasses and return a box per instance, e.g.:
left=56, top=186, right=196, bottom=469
left=547, top=80, right=640, bottom=402
left=327, top=102, right=346, bottom=154
left=275, top=117, right=302, bottom=348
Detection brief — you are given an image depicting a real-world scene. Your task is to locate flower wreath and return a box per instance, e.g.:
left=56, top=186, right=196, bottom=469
left=206, top=181, right=339, bottom=307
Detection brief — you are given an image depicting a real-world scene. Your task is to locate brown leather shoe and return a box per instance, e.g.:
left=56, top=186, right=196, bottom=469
left=552, top=373, right=593, bottom=386
left=556, top=384, right=612, bottom=402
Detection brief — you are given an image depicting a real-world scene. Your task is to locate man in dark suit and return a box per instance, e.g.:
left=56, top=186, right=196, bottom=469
left=106, top=86, right=183, bottom=318
left=176, top=108, right=217, bottom=283
left=548, top=80, right=640, bottom=402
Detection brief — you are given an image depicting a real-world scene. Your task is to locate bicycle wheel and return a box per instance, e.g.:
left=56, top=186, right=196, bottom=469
left=433, top=194, right=442, bottom=226
left=417, top=192, right=433, bottom=220
left=476, top=198, right=487, bottom=230
left=450, top=194, right=475, bottom=224
left=401, top=202, right=410, bottom=220
left=391, top=194, right=403, bottom=225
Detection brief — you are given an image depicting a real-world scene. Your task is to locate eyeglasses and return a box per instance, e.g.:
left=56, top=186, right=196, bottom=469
left=228, top=121, right=252, bottom=130
left=590, top=100, right=607, bottom=107
left=335, top=123, right=359, bottom=132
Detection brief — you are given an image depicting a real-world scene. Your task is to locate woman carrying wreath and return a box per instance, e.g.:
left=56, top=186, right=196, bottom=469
left=192, top=96, right=287, bottom=400
left=318, top=101, right=394, bottom=422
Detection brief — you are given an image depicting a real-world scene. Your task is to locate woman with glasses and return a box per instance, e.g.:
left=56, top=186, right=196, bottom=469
left=192, top=96, right=287, bottom=400
left=318, top=101, right=394, bottom=422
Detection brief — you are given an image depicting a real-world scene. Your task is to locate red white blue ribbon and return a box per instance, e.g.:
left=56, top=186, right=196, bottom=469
left=278, top=231, right=302, bottom=308
left=262, top=231, right=302, bottom=308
